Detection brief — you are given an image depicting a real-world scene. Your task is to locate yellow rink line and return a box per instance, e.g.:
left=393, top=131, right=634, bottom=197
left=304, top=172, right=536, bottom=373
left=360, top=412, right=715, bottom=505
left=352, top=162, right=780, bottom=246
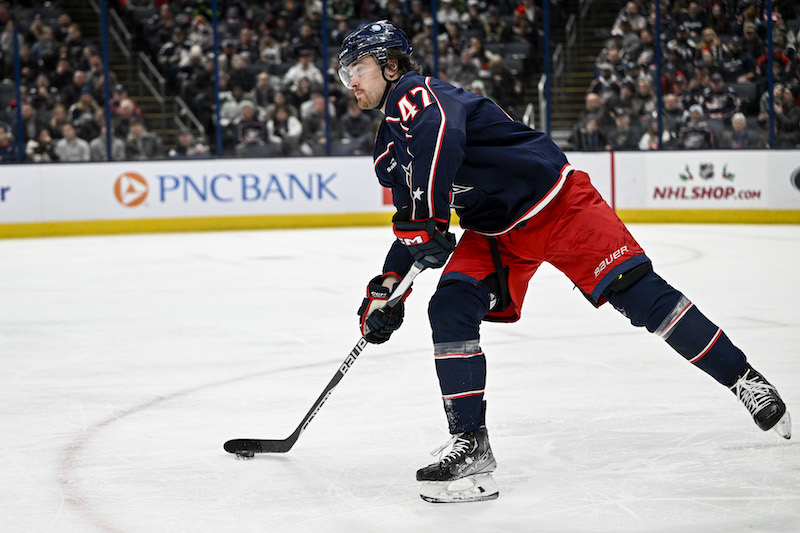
left=0, top=210, right=798, bottom=239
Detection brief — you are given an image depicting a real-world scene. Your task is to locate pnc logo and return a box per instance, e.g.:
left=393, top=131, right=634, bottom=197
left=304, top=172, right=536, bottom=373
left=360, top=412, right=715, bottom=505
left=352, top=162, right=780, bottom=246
left=114, top=172, right=148, bottom=207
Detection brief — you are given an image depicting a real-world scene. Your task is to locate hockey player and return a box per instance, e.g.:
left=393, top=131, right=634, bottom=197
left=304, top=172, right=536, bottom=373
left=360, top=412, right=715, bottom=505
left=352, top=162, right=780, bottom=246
left=339, top=21, right=791, bottom=504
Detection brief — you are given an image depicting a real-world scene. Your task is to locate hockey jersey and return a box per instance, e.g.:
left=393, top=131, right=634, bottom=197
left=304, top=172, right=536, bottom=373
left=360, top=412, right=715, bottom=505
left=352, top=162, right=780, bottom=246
left=373, top=71, right=571, bottom=275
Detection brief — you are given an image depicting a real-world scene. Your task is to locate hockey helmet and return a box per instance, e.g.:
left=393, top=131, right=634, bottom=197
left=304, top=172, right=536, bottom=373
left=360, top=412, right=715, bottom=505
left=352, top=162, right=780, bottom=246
left=337, top=20, right=412, bottom=86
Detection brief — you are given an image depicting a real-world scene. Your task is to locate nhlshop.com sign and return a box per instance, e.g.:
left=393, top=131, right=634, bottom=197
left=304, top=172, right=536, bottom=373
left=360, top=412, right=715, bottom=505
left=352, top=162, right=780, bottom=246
left=643, top=152, right=767, bottom=209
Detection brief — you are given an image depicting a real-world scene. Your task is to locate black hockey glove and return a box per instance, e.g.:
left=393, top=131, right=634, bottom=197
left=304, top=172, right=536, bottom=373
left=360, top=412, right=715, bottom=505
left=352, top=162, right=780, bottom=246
left=393, top=217, right=456, bottom=269
left=357, top=275, right=409, bottom=344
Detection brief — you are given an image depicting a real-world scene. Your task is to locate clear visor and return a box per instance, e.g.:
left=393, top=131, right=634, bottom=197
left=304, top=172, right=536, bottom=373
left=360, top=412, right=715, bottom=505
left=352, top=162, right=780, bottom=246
left=338, top=62, right=379, bottom=87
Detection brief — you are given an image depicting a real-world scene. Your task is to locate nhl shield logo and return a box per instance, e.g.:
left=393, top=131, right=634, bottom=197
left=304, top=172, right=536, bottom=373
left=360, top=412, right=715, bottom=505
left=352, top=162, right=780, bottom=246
left=699, top=163, right=714, bottom=180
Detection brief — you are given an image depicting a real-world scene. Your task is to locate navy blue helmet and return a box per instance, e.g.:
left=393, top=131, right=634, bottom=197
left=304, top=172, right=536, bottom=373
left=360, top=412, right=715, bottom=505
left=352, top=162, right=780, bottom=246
left=337, top=20, right=412, bottom=86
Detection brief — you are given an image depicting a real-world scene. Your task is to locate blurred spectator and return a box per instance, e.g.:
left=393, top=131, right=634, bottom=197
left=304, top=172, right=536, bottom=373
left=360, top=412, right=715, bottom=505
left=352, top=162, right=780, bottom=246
left=25, top=127, right=58, bottom=162
left=773, top=83, right=800, bottom=147
left=568, top=117, right=608, bottom=151
left=450, top=49, right=481, bottom=89
left=48, top=104, right=70, bottom=140
left=626, top=29, right=656, bottom=68
left=237, top=28, right=260, bottom=64
left=283, top=49, right=324, bottom=93
left=661, top=93, right=686, bottom=148
left=487, top=56, right=523, bottom=117
left=615, top=2, right=647, bottom=33
left=720, top=36, right=756, bottom=83
left=0, top=121, right=18, bottom=162
left=755, top=44, right=793, bottom=86
left=111, top=98, right=142, bottom=140
left=90, top=125, right=126, bottom=161
left=697, top=28, right=723, bottom=64
left=169, top=128, right=210, bottom=158
left=705, top=3, right=730, bottom=37
left=438, top=0, right=460, bottom=26
left=125, top=118, right=164, bottom=160
left=572, top=92, right=612, bottom=137
left=109, top=85, right=140, bottom=117
left=30, top=74, right=59, bottom=115
left=678, top=104, right=714, bottom=149
left=700, top=73, right=740, bottom=120
left=229, top=53, right=257, bottom=93
left=288, top=76, right=315, bottom=111
left=741, top=21, right=766, bottom=62
left=483, top=7, right=506, bottom=44
left=234, top=100, right=269, bottom=156
left=266, top=104, right=303, bottom=156
left=721, top=112, right=765, bottom=148
left=686, top=60, right=712, bottom=101
left=49, top=58, right=74, bottom=92
left=587, top=62, right=621, bottom=102
left=60, top=69, right=88, bottom=108
left=16, top=100, right=45, bottom=143
left=677, top=1, right=705, bottom=40
left=339, top=99, right=375, bottom=155
left=288, top=23, right=322, bottom=60
left=68, top=87, right=101, bottom=140
left=55, top=122, right=90, bottom=161
left=606, top=110, right=641, bottom=150
left=300, top=93, right=335, bottom=156
left=258, top=32, right=283, bottom=66
left=17, top=43, right=39, bottom=86
left=65, top=23, right=94, bottom=68
left=638, top=119, right=661, bottom=150
left=631, top=79, right=657, bottom=121
left=604, top=80, right=636, bottom=119
left=250, top=71, right=280, bottom=110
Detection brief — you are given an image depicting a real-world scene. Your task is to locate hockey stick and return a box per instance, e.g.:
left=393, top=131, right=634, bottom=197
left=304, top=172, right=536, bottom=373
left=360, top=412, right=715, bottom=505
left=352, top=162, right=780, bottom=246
left=224, top=261, right=425, bottom=456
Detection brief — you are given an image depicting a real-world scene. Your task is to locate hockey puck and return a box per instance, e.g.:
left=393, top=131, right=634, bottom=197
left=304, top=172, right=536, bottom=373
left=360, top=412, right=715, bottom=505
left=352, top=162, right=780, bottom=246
left=235, top=450, right=255, bottom=459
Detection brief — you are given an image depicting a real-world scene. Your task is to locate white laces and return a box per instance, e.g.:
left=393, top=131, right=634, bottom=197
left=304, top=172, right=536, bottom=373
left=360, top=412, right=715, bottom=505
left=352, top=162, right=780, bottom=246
left=732, top=369, right=777, bottom=414
left=430, top=433, right=472, bottom=465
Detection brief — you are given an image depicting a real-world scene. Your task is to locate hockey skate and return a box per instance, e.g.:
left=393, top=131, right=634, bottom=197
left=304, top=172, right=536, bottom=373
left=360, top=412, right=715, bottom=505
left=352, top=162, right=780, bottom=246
left=416, top=427, right=499, bottom=503
left=731, top=364, right=791, bottom=439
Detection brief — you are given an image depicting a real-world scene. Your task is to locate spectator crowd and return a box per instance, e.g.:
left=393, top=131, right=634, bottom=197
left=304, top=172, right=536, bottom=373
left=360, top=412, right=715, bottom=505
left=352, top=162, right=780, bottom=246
left=0, top=0, right=539, bottom=163
left=570, top=0, right=800, bottom=150
left=4, top=0, right=796, bottom=164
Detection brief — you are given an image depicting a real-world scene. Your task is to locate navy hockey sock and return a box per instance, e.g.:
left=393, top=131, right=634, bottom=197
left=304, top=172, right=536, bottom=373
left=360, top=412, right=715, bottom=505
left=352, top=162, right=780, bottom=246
left=605, top=271, right=746, bottom=386
left=429, top=281, right=492, bottom=433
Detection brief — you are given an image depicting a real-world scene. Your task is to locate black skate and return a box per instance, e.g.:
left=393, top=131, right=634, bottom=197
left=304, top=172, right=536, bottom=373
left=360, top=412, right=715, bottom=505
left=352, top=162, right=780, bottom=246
left=731, top=364, right=791, bottom=439
left=416, top=427, right=499, bottom=503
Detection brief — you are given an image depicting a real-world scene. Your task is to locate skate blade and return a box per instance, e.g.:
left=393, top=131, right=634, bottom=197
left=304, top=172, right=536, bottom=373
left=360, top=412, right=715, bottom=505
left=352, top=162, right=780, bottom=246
left=772, top=411, right=791, bottom=440
left=419, top=473, right=499, bottom=503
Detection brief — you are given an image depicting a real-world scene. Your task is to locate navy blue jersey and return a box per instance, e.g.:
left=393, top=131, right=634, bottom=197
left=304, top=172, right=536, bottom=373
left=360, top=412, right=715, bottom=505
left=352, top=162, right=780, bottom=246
left=373, top=71, right=570, bottom=276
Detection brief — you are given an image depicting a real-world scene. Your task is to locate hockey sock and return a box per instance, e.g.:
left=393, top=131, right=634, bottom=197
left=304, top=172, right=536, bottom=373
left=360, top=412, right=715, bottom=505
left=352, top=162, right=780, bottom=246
left=654, top=296, right=746, bottom=386
left=434, top=340, right=487, bottom=433
left=429, top=281, right=492, bottom=433
left=605, top=271, right=746, bottom=386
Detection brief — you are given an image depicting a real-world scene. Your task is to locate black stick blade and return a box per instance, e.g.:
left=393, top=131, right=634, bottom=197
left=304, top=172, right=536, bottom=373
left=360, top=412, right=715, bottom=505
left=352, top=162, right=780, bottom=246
left=224, top=437, right=295, bottom=454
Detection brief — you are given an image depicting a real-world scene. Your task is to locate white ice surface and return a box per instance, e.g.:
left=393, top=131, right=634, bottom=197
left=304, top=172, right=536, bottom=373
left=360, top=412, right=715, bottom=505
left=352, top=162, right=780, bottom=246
left=0, top=224, right=798, bottom=533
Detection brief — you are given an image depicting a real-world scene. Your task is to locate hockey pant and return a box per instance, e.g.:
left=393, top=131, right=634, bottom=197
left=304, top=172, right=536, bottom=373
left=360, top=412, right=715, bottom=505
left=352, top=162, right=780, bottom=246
left=428, top=271, right=747, bottom=434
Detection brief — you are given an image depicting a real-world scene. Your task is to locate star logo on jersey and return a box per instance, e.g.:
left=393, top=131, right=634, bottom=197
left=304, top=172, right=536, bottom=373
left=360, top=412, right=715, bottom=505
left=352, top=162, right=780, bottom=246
left=412, top=187, right=424, bottom=201
left=114, top=172, right=149, bottom=207
left=450, top=184, right=474, bottom=209
left=402, top=161, right=413, bottom=182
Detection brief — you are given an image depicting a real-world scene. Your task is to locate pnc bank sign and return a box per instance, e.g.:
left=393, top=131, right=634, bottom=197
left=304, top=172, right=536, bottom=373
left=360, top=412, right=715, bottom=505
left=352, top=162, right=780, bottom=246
left=113, top=171, right=338, bottom=207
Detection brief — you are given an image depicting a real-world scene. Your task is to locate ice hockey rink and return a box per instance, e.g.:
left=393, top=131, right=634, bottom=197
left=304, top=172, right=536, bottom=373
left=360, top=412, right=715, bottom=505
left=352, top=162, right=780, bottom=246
left=1, top=223, right=798, bottom=532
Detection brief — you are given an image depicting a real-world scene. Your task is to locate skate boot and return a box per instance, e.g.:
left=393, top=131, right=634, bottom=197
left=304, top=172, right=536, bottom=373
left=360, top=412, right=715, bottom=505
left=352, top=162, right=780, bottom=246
left=731, top=364, right=791, bottom=439
left=416, top=427, right=499, bottom=503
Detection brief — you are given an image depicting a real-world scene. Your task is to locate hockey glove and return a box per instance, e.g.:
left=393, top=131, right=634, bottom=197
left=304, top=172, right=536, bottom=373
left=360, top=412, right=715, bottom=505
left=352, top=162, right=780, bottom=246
left=357, top=275, right=409, bottom=344
left=393, top=217, right=456, bottom=269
